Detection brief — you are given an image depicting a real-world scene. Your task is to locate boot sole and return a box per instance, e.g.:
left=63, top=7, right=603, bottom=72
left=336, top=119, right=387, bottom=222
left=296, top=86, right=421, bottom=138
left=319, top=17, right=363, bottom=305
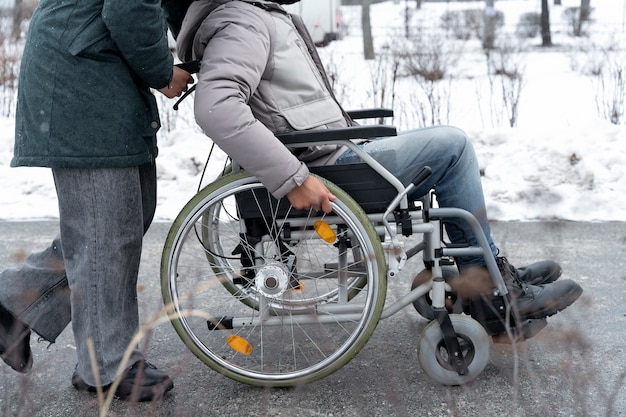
left=523, top=283, right=583, bottom=320
left=73, top=371, right=174, bottom=402
left=115, top=378, right=174, bottom=401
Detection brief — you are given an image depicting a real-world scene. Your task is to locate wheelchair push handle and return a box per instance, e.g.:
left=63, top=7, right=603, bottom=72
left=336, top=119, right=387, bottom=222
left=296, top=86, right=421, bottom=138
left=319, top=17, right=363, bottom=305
left=172, top=61, right=201, bottom=110
left=175, top=60, right=202, bottom=74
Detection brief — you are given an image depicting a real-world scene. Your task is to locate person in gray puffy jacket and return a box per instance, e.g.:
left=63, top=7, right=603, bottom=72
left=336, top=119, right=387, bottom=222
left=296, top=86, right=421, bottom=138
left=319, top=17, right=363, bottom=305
left=177, top=1, right=582, bottom=331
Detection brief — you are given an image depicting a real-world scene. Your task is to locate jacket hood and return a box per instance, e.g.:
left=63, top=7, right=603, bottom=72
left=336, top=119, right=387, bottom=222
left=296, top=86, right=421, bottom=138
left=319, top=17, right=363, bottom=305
left=177, top=0, right=294, bottom=62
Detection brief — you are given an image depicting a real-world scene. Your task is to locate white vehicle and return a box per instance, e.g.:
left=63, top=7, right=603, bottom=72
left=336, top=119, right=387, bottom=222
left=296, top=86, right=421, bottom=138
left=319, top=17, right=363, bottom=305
left=282, top=0, right=343, bottom=46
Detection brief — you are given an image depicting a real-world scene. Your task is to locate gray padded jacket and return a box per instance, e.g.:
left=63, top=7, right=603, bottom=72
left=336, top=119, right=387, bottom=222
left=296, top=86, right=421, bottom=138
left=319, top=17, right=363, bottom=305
left=177, top=0, right=350, bottom=198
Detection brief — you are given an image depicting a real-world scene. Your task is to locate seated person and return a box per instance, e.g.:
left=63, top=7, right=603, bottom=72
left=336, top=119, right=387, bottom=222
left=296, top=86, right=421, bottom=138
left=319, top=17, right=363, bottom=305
left=175, top=0, right=582, bottom=326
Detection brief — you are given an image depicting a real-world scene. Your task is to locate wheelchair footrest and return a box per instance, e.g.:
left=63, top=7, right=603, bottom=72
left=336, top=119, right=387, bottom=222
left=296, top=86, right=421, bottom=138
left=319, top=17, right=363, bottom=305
left=466, top=297, right=548, bottom=341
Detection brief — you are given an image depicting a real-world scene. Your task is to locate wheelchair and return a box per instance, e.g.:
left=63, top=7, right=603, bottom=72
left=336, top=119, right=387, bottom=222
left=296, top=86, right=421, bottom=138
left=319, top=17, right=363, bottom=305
left=160, top=108, right=547, bottom=388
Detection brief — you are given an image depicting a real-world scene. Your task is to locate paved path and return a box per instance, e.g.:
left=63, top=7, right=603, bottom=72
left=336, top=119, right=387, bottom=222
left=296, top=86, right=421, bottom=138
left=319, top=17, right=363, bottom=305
left=0, top=221, right=623, bottom=417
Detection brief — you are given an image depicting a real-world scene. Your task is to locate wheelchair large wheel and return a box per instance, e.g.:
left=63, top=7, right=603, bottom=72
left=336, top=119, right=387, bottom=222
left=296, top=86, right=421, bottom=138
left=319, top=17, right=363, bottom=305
left=161, top=171, right=387, bottom=387
left=417, top=314, right=491, bottom=385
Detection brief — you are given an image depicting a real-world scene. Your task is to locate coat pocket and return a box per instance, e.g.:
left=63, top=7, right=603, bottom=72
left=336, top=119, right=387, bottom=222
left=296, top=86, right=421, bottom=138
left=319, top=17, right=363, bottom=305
left=65, top=10, right=119, bottom=61
left=280, top=96, right=343, bottom=130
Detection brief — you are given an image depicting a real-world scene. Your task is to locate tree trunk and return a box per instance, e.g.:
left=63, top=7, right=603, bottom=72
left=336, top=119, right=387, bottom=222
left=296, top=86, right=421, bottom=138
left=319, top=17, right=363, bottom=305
left=576, top=0, right=591, bottom=36
left=482, top=0, right=496, bottom=50
left=12, top=0, right=25, bottom=39
left=362, top=0, right=375, bottom=60
left=541, top=0, right=553, bottom=46
left=404, top=0, right=410, bottom=38
left=11, top=0, right=37, bottom=39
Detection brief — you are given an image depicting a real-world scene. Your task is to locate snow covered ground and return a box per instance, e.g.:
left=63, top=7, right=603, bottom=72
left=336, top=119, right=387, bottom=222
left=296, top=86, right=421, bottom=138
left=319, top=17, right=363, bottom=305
left=1, top=0, right=624, bottom=222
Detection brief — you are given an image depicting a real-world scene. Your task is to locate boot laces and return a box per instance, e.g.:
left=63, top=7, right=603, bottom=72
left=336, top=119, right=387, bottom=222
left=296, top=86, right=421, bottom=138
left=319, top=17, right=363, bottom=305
left=496, top=256, right=529, bottom=294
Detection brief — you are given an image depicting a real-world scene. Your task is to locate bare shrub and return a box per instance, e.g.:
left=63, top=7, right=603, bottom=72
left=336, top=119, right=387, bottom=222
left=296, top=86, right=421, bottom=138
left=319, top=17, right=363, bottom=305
left=366, top=47, right=401, bottom=124
left=567, top=38, right=608, bottom=76
left=440, top=9, right=472, bottom=40
left=515, top=12, right=540, bottom=40
left=11, top=0, right=37, bottom=39
left=155, top=85, right=202, bottom=138
left=398, top=31, right=462, bottom=126
left=0, top=38, right=22, bottom=118
left=593, top=54, right=626, bottom=125
left=403, top=78, right=453, bottom=128
left=323, top=51, right=352, bottom=108
left=484, top=36, right=526, bottom=127
left=569, top=36, right=626, bottom=125
left=562, top=6, right=594, bottom=37
left=440, top=9, right=504, bottom=41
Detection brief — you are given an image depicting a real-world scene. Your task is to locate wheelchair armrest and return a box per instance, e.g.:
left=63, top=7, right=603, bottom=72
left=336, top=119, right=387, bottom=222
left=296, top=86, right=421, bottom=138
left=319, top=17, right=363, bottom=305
left=346, top=108, right=394, bottom=120
left=276, top=125, right=397, bottom=146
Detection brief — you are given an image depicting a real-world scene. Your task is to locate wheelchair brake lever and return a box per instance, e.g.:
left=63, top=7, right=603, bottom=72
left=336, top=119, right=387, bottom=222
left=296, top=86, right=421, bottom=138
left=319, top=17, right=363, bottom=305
left=173, top=84, right=196, bottom=111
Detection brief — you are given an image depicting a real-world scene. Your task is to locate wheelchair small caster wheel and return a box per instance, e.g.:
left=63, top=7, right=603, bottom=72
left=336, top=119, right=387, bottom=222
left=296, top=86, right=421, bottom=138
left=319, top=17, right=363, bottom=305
left=418, top=314, right=491, bottom=385
left=411, top=265, right=463, bottom=320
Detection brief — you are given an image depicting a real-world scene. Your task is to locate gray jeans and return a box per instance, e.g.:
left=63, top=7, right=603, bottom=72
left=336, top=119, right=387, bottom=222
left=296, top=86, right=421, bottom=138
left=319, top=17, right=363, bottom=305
left=0, top=163, right=156, bottom=386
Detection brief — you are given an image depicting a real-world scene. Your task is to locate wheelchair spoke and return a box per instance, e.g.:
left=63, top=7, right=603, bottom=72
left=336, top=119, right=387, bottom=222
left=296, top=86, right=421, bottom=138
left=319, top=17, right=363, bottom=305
left=162, top=172, right=386, bottom=386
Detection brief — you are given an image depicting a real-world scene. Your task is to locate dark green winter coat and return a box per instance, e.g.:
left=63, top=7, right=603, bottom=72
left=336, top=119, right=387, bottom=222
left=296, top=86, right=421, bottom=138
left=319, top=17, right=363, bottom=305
left=12, top=0, right=186, bottom=169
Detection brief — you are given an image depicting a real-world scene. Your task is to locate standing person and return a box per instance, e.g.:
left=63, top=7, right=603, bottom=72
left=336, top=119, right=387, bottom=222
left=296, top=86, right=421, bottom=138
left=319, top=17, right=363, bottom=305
left=174, top=0, right=582, bottom=334
left=0, top=0, right=193, bottom=402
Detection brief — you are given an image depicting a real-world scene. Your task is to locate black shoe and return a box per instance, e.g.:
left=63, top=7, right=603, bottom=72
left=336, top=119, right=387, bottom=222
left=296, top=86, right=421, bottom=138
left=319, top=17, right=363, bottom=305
left=506, top=279, right=582, bottom=319
left=498, top=256, right=582, bottom=318
left=72, top=360, right=174, bottom=402
left=0, top=303, right=32, bottom=373
left=469, top=257, right=582, bottom=334
left=515, top=260, right=562, bottom=285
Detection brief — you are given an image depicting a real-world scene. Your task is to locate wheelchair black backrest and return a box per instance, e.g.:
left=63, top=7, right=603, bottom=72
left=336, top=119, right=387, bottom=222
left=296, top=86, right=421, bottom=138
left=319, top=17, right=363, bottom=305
left=236, top=162, right=398, bottom=219
left=309, top=163, right=398, bottom=213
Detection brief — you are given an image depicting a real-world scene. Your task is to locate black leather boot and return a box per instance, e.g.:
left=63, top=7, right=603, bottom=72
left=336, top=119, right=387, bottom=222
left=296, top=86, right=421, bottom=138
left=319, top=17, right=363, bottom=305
left=72, top=360, right=174, bottom=402
left=468, top=257, right=582, bottom=335
left=0, top=303, right=33, bottom=373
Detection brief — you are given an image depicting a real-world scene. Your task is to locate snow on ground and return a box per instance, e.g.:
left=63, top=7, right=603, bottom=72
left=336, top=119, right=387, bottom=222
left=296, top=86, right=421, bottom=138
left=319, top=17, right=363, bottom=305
left=1, top=0, right=624, bottom=222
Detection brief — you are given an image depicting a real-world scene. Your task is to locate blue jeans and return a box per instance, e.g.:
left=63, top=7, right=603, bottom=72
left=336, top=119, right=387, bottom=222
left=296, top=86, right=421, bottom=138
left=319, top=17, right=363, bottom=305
left=0, top=163, right=156, bottom=386
left=335, top=125, right=498, bottom=269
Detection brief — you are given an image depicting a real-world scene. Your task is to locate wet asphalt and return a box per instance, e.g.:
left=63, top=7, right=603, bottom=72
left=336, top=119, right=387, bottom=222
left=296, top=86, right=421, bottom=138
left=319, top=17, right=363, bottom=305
left=0, top=220, right=624, bottom=417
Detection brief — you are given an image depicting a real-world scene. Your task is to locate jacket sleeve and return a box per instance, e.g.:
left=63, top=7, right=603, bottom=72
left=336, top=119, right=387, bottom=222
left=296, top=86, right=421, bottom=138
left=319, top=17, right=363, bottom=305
left=193, top=6, right=308, bottom=198
left=102, top=0, right=173, bottom=89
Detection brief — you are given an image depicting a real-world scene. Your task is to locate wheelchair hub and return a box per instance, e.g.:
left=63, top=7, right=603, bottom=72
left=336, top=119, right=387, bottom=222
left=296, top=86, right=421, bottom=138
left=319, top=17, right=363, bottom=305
left=255, top=262, right=290, bottom=297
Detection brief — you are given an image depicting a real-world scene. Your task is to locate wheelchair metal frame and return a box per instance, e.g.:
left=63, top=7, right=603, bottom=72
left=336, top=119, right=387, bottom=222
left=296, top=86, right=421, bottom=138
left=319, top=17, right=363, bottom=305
left=161, top=109, right=517, bottom=387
